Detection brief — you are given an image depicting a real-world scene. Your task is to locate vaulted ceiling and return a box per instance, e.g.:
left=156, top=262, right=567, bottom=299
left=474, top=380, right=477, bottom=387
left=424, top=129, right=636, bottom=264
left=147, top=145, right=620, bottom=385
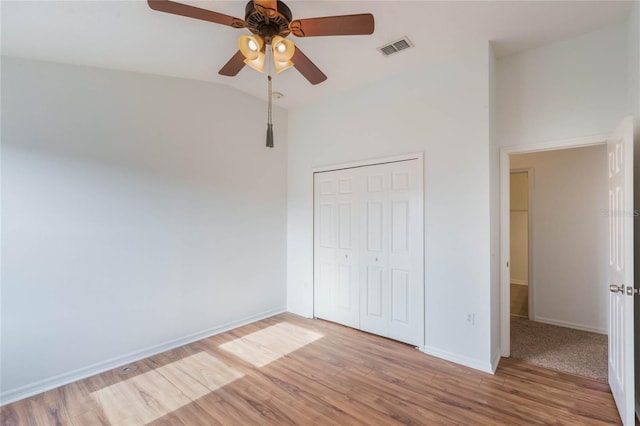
left=1, top=1, right=632, bottom=108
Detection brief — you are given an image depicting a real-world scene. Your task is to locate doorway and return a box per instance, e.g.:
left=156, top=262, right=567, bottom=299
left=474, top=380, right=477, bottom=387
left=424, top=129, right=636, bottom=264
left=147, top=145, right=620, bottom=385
left=500, top=135, right=609, bottom=356
left=506, top=146, right=609, bottom=382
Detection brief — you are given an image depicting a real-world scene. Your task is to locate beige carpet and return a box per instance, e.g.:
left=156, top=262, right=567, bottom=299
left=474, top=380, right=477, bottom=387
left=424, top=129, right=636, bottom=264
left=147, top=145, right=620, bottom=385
left=510, top=316, right=608, bottom=382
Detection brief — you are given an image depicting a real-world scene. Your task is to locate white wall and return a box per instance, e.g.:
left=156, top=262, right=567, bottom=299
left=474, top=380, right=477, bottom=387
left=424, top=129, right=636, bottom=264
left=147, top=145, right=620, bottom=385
left=497, top=22, right=628, bottom=148
left=494, top=20, right=629, bottom=353
left=629, top=1, right=640, bottom=122
left=287, top=43, right=493, bottom=371
left=0, top=57, right=288, bottom=402
left=510, top=145, right=608, bottom=333
left=509, top=172, right=528, bottom=285
left=489, top=46, right=500, bottom=367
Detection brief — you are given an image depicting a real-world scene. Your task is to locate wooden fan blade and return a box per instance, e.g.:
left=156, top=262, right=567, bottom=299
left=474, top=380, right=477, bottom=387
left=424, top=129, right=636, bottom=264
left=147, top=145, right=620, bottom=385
left=253, top=0, right=277, bottom=12
left=290, top=14, right=374, bottom=37
left=292, top=48, right=327, bottom=85
left=219, top=51, right=246, bottom=76
left=147, top=0, right=245, bottom=28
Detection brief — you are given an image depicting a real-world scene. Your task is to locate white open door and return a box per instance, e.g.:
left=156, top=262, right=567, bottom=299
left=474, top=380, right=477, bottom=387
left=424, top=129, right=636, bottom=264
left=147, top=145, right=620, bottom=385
left=607, top=116, right=635, bottom=425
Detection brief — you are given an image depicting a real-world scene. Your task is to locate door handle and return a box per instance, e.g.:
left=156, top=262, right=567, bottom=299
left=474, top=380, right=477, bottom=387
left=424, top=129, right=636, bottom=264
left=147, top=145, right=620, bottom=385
left=610, top=284, right=624, bottom=294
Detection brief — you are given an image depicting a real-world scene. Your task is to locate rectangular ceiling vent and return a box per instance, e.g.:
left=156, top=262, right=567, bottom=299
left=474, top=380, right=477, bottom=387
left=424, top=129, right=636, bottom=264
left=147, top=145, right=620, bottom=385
left=378, top=37, right=414, bottom=57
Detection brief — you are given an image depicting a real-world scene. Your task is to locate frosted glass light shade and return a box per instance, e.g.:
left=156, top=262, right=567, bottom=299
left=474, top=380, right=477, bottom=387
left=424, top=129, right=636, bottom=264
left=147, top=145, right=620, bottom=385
left=244, top=51, right=265, bottom=72
left=271, top=36, right=295, bottom=62
left=274, top=59, right=294, bottom=73
left=271, top=36, right=295, bottom=74
left=238, top=35, right=264, bottom=61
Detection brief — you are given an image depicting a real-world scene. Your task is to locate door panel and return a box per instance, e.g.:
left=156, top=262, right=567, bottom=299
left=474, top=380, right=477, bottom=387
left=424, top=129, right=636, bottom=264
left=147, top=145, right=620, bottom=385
left=391, top=201, right=409, bottom=253
left=607, top=117, right=634, bottom=425
left=367, top=174, right=384, bottom=192
left=315, top=158, right=423, bottom=347
left=338, top=202, right=353, bottom=249
left=318, top=203, right=334, bottom=248
left=367, top=201, right=384, bottom=252
left=366, top=267, right=384, bottom=317
left=314, top=170, right=359, bottom=328
left=338, top=265, right=352, bottom=309
left=387, top=160, right=422, bottom=344
left=391, top=269, right=409, bottom=324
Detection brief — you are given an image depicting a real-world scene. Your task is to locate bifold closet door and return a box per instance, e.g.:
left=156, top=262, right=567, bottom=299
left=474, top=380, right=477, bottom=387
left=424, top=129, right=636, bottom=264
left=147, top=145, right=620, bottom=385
left=359, top=160, right=422, bottom=346
left=314, top=168, right=360, bottom=329
left=314, top=159, right=423, bottom=347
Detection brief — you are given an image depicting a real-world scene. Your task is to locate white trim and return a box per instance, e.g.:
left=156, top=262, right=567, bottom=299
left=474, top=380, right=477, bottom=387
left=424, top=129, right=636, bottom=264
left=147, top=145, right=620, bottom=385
left=422, top=345, right=495, bottom=374
left=312, top=152, right=424, bottom=174
left=500, top=133, right=608, bottom=357
left=534, top=316, right=607, bottom=335
left=491, top=352, right=502, bottom=374
left=509, top=279, right=528, bottom=286
left=0, top=306, right=286, bottom=406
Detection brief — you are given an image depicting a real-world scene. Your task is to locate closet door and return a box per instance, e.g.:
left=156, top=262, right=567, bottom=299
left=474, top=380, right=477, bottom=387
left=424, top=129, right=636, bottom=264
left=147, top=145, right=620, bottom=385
left=359, top=167, right=389, bottom=337
left=313, top=168, right=360, bottom=329
left=314, top=159, right=423, bottom=347
left=360, top=160, right=423, bottom=346
left=386, top=160, right=422, bottom=345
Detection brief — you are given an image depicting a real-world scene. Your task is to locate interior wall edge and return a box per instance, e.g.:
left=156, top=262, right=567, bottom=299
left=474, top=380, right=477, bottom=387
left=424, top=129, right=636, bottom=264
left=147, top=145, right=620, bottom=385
left=0, top=306, right=286, bottom=407
left=422, top=344, right=495, bottom=375
left=491, top=351, right=502, bottom=374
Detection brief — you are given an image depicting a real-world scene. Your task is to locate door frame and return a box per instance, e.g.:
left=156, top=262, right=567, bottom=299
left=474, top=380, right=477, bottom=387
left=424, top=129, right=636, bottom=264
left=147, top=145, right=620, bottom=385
left=312, top=152, right=425, bottom=347
left=509, top=168, right=535, bottom=320
left=500, top=134, right=608, bottom=357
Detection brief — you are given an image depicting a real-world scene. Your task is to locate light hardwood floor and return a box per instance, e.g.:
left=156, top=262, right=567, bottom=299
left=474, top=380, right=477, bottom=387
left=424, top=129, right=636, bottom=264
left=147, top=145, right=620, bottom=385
left=1, top=313, right=621, bottom=425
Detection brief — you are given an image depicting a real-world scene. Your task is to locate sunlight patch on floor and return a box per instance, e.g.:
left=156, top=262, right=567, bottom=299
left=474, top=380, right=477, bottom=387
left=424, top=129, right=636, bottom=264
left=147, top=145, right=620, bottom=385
left=219, top=321, right=324, bottom=367
left=90, top=352, right=243, bottom=425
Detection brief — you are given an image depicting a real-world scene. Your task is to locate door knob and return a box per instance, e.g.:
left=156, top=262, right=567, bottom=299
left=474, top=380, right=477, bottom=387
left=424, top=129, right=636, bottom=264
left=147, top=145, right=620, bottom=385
left=610, top=284, right=624, bottom=293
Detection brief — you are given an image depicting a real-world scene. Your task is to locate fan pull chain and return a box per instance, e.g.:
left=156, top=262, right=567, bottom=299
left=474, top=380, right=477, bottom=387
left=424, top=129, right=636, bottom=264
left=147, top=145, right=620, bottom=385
left=266, top=47, right=274, bottom=148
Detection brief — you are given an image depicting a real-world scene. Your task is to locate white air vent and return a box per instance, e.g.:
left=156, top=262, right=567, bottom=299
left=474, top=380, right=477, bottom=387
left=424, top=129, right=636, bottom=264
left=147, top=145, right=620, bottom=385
left=378, top=36, right=414, bottom=57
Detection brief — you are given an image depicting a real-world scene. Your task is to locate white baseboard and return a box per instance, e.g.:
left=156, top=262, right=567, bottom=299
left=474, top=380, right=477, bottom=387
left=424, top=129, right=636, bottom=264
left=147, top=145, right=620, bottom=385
left=510, top=280, right=528, bottom=286
left=422, top=345, right=494, bottom=374
left=534, top=316, right=607, bottom=335
left=0, top=306, right=286, bottom=406
left=491, top=351, right=502, bottom=373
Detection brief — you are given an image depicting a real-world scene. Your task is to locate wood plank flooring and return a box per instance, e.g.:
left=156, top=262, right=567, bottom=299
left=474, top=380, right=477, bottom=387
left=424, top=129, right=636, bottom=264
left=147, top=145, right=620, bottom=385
left=1, top=313, right=622, bottom=425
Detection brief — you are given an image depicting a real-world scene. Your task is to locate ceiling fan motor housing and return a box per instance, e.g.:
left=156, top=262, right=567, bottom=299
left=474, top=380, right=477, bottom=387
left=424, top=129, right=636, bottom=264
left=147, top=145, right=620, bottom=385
left=245, top=0, right=292, bottom=43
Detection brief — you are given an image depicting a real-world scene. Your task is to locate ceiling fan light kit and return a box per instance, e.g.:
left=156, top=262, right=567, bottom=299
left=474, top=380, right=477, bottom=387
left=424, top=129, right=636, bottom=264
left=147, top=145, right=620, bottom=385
left=148, top=0, right=375, bottom=147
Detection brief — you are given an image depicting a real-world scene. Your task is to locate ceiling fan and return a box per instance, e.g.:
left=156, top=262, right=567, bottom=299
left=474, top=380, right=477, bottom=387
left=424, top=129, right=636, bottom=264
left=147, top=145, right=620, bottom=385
left=147, top=0, right=375, bottom=85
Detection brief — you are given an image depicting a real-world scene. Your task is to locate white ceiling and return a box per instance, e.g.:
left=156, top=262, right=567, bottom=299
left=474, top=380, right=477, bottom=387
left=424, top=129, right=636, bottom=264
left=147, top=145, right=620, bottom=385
left=1, top=1, right=632, bottom=109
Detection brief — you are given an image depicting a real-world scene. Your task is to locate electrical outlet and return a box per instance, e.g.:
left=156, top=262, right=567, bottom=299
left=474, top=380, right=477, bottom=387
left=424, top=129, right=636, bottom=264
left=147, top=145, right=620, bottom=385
left=466, top=313, right=476, bottom=325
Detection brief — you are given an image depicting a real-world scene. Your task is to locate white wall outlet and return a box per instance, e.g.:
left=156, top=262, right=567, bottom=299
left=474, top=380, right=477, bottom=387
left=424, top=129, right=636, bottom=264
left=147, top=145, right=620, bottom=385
left=466, top=313, right=476, bottom=325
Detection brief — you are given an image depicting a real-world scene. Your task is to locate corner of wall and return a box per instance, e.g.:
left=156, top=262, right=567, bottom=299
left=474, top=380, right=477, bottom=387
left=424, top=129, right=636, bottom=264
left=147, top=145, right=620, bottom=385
left=488, top=41, right=502, bottom=364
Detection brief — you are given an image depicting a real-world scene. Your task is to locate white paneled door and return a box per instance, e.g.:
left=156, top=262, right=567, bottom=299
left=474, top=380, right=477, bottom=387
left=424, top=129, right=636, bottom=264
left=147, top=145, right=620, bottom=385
left=314, top=168, right=360, bottom=329
left=314, top=159, right=423, bottom=346
left=607, top=117, right=634, bottom=426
